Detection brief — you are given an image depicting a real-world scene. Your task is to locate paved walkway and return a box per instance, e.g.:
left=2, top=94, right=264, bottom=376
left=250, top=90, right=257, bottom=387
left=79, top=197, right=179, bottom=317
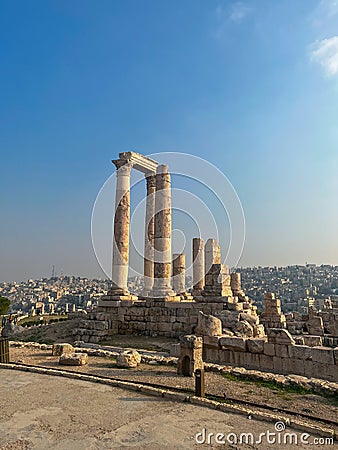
left=0, top=371, right=334, bottom=449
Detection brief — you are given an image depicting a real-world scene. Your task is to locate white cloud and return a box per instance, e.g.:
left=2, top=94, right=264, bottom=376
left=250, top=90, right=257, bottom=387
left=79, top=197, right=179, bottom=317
left=229, top=2, right=251, bottom=23
left=310, top=36, right=338, bottom=77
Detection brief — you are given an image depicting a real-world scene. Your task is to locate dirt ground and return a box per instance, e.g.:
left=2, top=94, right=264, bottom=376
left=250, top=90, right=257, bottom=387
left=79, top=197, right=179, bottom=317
left=1, top=370, right=336, bottom=450
left=8, top=346, right=338, bottom=431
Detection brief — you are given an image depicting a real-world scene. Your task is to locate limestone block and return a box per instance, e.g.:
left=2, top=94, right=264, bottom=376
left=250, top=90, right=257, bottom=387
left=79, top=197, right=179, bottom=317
left=267, top=328, right=295, bottom=345
left=219, top=336, right=247, bottom=352
left=157, top=322, right=172, bottom=332
left=116, top=350, right=141, bottom=368
left=247, top=338, right=265, bottom=354
left=274, top=344, right=290, bottom=358
left=286, top=359, right=305, bottom=376
left=239, top=312, right=258, bottom=326
left=263, top=342, right=275, bottom=357
left=233, top=320, right=253, bottom=338
left=59, top=352, right=88, bottom=366
left=195, top=311, right=222, bottom=336
left=259, top=354, right=274, bottom=371
left=203, top=335, right=220, bottom=348
left=311, top=347, right=335, bottom=365
left=253, top=324, right=266, bottom=338
left=334, top=347, right=338, bottom=364
left=303, top=335, right=323, bottom=347
left=218, top=349, right=231, bottom=364
left=52, top=343, right=74, bottom=356
left=289, top=345, right=313, bottom=361
left=272, top=356, right=284, bottom=373
left=94, top=321, right=108, bottom=331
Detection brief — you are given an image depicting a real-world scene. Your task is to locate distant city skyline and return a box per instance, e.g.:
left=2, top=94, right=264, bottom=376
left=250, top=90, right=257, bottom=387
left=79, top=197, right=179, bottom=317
left=1, top=0, right=338, bottom=282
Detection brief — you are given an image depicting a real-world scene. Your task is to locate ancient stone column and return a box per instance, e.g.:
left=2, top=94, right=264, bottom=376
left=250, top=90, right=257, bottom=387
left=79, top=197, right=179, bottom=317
left=230, top=272, right=244, bottom=298
left=142, top=173, right=156, bottom=296
left=150, top=164, right=176, bottom=298
left=204, top=238, right=221, bottom=276
left=192, top=238, right=204, bottom=296
left=110, top=160, right=134, bottom=297
left=173, top=253, right=186, bottom=295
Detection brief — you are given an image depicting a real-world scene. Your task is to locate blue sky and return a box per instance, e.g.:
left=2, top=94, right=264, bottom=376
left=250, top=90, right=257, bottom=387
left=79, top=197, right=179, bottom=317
left=1, top=0, right=338, bottom=281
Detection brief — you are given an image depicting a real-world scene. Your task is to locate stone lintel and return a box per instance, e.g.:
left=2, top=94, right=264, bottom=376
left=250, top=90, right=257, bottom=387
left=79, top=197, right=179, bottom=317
left=117, top=151, right=158, bottom=174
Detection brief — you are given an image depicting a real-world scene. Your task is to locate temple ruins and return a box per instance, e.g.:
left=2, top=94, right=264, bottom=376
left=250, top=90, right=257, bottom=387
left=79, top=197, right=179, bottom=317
left=75, top=152, right=338, bottom=382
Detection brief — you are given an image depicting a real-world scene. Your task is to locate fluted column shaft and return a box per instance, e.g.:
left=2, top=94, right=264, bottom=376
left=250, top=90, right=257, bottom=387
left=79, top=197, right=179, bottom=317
left=143, top=173, right=156, bottom=294
left=151, top=164, right=175, bottom=297
left=111, top=161, right=132, bottom=294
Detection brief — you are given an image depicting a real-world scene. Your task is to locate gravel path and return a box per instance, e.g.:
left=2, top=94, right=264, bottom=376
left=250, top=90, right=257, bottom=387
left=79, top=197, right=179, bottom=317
left=9, top=347, right=338, bottom=428
left=1, top=370, right=334, bottom=450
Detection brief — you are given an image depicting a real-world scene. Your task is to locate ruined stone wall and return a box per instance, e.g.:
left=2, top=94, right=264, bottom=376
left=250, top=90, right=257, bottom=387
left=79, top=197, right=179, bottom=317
left=75, top=300, right=231, bottom=342
left=202, top=332, right=338, bottom=383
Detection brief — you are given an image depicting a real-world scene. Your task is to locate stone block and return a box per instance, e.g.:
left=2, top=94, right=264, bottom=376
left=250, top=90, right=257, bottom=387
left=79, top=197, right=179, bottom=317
left=195, top=311, right=222, bottom=336
left=116, top=350, right=141, bottom=368
left=263, top=342, right=275, bottom=357
left=52, top=343, right=74, bottom=356
left=273, top=356, right=285, bottom=373
left=289, top=345, right=313, bottom=361
left=311, top=347, right=335, bottom=365
left=334, top=347, right=338, bottom=364
left=59, top=352, right=88, bottom=366
left=247, top=338, right=265, bottom=354
left=267, top=328, right=295, bottom=345
left=203, top=335, right=220, bottom=348
left=259, top=354, right=274, bottom=371
left=303, top=335, right=323, bottom=347
left=219, top=336, right=247, bottom=352
left=275, top=344, right=290, bottom=358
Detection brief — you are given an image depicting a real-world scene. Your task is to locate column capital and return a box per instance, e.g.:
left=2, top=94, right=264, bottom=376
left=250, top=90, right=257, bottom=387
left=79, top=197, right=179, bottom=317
left=145, top=172, right=156, bottom=189
left=112, top=159, right=133, bottom=175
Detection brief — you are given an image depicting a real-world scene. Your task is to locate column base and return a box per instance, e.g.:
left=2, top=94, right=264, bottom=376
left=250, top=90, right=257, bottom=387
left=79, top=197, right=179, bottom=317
left=177, top=292, right=194, bottom=301
left=139, top=288, right=153, bottom=298
left=148, top=287, right=177, bottom=299
left=104, top=289, right=138, bottom=301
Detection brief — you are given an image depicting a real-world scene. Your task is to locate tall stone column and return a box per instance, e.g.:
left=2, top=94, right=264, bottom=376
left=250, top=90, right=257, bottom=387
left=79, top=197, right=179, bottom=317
left=150, top=164, right=176, bottom=298
left=192, top=238, right=204, bottom=296
left=141, top=173, right=156, bottom=296
left=109, top=160, right=136, bottom=299
left=204, top=238, right=221, bottom=276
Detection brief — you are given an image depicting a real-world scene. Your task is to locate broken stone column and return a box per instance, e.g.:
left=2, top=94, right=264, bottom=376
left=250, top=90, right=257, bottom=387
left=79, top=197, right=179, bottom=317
left=173, top=253, right=193, bottom=300
left=230, top=273, right=244, bottom=298
left=109, top=160, right=136, bottom=300
left=202, top=264, right=233, bottom=298
left=192, top=238, right=204, bottom=296
left=141, top=173, right=156, bottom=296
left=150, top=165, right=176, bottom=298
left=308, top=311, right=324, bottom=336
left=260, top=293, right=286, bottom=330
left=202, top=239, right=232, bottom=299
left=204, top=238, right=221, bottom=276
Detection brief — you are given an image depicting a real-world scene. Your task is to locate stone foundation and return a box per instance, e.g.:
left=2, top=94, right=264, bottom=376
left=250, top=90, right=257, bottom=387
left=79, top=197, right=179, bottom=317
left=202, top=329, right=338, bottom=383
left=74, top=298, right=243, bottom=343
